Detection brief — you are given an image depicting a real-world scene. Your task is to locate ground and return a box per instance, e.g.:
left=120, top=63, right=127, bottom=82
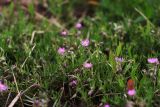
left=0, top=0, right=160, bottom=107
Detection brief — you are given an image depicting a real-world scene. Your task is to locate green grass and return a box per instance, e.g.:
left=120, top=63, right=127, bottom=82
left=0, top=0, right=160, bottom=106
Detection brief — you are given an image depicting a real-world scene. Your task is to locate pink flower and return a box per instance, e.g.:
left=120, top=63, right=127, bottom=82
left=83, top=62, right=93, bottom=69
left=147, top=58, right=159, bottom=64
left=33, top=100, right=40, bottom=107
left=69, top=80, right=77, bottom=87
left=81, top=39, right=90, bottom=47
left=104, top=104, right=110, bottom=107
left=58, top=47, right=66, bottom=55
left=75, top=22, right=82, bottom=30
left=60, top=30, right=68, bottom=36
left=0, top=81, right=8, bottom=92
left=127, top=89, right=136, bottom=96
left=115, top=57, right=124, bottom=62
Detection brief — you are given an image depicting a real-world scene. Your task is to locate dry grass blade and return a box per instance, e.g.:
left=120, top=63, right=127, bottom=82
left=11, top=67, right=24, bottom=107
left=7, top=83, right=39, bottom=107
left=35, top=12, right=64, bottom=29
left=30, top=30, right=44, bottom=44
left=21, top=44, right=36, bottom=68
left=8, top=92, right=22, bottom=107
left=5, top=92, right=11, bottom=107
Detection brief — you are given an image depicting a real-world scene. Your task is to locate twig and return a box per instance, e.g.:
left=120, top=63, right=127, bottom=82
left=35, top=12, right=64, bottom=29
left=12, top=71, right=24, bottom=107
left=92, top=92, right=121, bottom=98
left=21, top=83, right=39, bottom=95
left=8, top=92, right=22, bottom=107
left=154, top=89, right=159, bottom=94
left=153, top=65, right=158, bottom=87
left=30, top=30, right=44, bottom=44
left=5, top=92, right=11, bottom=107
left=21, top=44, right=36, bottom=68
left=8, top=83, right=39, bottom=107
left=21, top=5, right=64, bottom=29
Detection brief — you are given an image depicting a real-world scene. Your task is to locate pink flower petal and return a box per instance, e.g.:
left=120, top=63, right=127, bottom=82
left=127, top=89, right=136, bottom=96
left=147, top=58, right=159, bottom=64
left=75, top=23, right=82, bottom=30
left=0, top=81, right=8, bottom=92
left=104, top=104, right=110, bottom=107
left=58, top=47, right=66, bottom=55
left=60, top=30, right=68, bottom=36
left=81, top=39, right=90, bottom=47
left=83, top=62, right=93, bottom=69
left=69, top=80, right=77, bottom=87
left=115, top=57, right=124, bottom=62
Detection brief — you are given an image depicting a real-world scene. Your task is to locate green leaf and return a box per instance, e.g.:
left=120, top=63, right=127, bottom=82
left=109, top=51, right=116, bottom=73
left=116, top=42, right=123, bottom=56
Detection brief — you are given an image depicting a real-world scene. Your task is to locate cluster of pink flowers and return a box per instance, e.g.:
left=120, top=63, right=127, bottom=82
left=75, top=22, right=83, bottom=30
left=58, top=47, right=66, bottom=55
left=127, top=89, right=136, bottom=96
left=60, top=30, right=68, bottom=36
left=69, top=80, right=77, bottom=87
left=0, top=81, right=8, bottom=92
left=104, top=104, right=110, bottom=107
left=81, top=39, right=90, bottom=47
left=83, top=62, right=93, bottom=69
left=58, top=21, right=144, bottom=107
left=147, top=58, right=159, bottom=64
left=115, top=57, right=124, bottom=62
left=61, top=22, right=83, bottom=37
left=59, top=25, right=89, bottom=56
